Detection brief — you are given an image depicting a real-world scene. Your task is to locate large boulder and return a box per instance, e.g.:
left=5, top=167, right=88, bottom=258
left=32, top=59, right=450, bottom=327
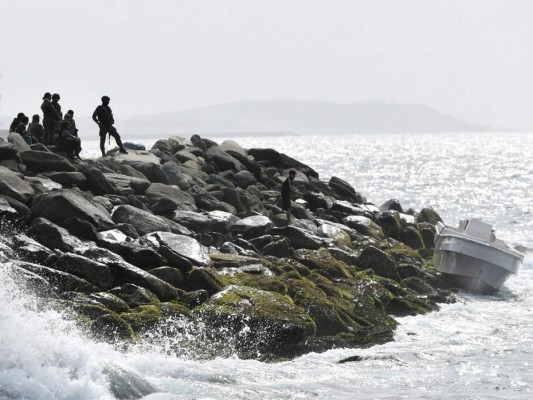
left=20, top=150, right=75, bottom=173
left=0, top=141, right=20, bottom=161
left=144, top=183, right=197, bottom=211
left=170, top=210, right=211, bottom=233
left=358, top=246, right=401, bottom=281
left=205, top=146, right=243, bottom=172
left=112, top=205, right=190, bottom=236
left=194, top=285, right=315, bottom=357
left=231, top=215, right=274, bottom=238
left=55, top=253, right=114, bottom=290
left=7, top=132, right=32, bottom=155
left=248, top=148, right=319, bottom=178
left=41, top=171, right=88, bottom=189
left=104, top=173, right=151, bottom=195
left=144, top=232, right=211, bottom=268
left=77, top=165, right=117, bottom=195
left=343, top=215, right=385, bottom=241
left=26, top=217, right=90, bottom=253
left=31, top=189, right=115, bottom=231
left=0, top=166, right=35, bottom=203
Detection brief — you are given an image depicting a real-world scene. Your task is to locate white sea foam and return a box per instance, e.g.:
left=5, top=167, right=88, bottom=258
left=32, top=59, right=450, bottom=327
left=1, top=132, right=532, bottom=399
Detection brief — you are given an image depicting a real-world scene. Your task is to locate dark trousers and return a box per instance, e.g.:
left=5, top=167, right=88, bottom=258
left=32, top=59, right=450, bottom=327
left=43, top=119, right=57, bottom=145
left=99, top=125, right=124, bottom=155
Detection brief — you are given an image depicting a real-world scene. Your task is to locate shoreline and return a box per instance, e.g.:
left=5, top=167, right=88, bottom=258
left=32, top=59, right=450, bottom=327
left=0, top=132, right=456, bottom=360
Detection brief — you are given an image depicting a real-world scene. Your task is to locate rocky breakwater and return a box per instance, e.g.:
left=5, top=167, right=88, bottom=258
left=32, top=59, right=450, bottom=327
left=0, top=132, right=455, bottom=360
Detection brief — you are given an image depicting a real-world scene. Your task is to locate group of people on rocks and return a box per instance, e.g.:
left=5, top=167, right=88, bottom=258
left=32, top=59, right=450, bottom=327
left=8, top=94, right=128, bottom=159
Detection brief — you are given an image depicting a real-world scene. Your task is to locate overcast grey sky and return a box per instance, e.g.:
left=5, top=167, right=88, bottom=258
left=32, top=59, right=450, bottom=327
left=1, top=0, right=532, bottom=129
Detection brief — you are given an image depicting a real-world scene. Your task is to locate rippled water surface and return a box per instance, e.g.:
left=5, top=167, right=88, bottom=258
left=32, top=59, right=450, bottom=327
left=2, top=132, right=532, bottom=399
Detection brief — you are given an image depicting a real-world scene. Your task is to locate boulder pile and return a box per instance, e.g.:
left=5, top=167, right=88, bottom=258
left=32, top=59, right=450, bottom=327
left=0, top=132, right=455, bottom=360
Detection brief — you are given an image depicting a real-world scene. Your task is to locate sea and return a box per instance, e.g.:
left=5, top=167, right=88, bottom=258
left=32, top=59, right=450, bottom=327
left=0, top=131, right=531, bottom=399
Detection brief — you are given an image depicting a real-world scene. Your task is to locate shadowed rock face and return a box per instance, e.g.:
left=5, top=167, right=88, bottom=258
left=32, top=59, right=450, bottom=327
left=0, top=134, right=453, bottom=360
left=31, top=189, right=115, bottom=231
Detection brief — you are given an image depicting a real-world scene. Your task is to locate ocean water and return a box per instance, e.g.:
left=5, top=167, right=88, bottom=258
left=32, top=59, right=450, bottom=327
left=1, top=132, right=532, bottom=399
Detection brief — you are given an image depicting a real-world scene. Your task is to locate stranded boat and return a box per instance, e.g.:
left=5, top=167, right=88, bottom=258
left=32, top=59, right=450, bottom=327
left=433, top=219, right=524, bottom=293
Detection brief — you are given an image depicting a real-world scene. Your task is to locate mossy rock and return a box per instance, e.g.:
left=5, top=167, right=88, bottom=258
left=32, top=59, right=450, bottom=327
left=109, top=283, right=161, bottom=308
left=186, top=267, right=229, bottom=295
left=292, top=248, right=353, bottom=279
left=121, top=304, right=162, bottom=333
left=159, top=301, right=194, bottom=320
left=227, top=272, right=288, bottom=295
left=417, top=207, right=442, bottom=225
left=91, top=313, right=136, bottom=342
left=194, top=285, right=315, bottom=358
left=89, top=292, right=130, bottom=313
left=398, top=226, right=424, bottom=250
left=71, top=302, right=115, bottom=320
left=402, top=276, right=435, bottom=295
left=357, top=245, right=401, bottom=282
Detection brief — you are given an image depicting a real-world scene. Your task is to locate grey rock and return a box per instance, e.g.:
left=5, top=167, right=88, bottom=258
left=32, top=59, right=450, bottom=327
left=144, top=182, right=197, bottom=211
left=232, top=215, right=274, bottom=238
left=109, top=283, right=160, bottom=308
left=0, top=166, right=35, bottom=203
left=149, top=266, right=184, bottom=288
left=55, top=253, right=114, bottom=290
left=20, top=150, right=75, bottom=173
left=358, top=246, right=401, bottom=281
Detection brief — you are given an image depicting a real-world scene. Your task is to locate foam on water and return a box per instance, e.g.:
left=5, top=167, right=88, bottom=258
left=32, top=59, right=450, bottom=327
left=1, top=132, right=532, bottom=399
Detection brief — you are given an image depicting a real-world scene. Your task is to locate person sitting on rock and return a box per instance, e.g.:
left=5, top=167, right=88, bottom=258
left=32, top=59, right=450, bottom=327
left=92, top=95, right=128, bottom=157
left=65, top=109, right=78, bottom=136
left=56, top=115, right=81, bottom=160
left=14, top=115, right=39, bottom=144
left=281, top=170, right=298, bottom=225
left=9, top=112, right=26, bottom=133
left=28, top=114, right=44, bottom=143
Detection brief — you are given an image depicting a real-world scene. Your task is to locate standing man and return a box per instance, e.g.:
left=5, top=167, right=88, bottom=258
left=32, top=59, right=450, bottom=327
left=41, top=92, right=60, bottom=145
left=92, top=95, right=128, bottom=157
left=281, top=170, right=297, bottom=225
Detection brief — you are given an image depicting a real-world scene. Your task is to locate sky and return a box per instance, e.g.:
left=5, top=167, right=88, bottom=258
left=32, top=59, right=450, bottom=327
left=0, top=0, right=532, bottom=130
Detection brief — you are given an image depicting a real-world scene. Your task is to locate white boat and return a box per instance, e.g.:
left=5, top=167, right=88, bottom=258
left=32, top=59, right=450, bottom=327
left=433, top=219, right=524, bottom=293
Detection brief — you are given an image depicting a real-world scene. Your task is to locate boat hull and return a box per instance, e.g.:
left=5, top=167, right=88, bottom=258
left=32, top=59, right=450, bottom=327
left=434, top=225, right=523, bottom=293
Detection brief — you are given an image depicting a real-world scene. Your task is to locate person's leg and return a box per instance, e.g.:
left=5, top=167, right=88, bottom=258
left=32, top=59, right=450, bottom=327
left=109, top=126, right=128, bottom=153
left=286, top=207, right=292, bottom=225
left=99, top=127, right=107, bottom=156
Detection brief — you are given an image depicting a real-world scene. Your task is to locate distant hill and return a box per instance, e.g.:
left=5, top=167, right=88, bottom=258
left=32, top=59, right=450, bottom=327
left=115, top=100, right=491, bottom=137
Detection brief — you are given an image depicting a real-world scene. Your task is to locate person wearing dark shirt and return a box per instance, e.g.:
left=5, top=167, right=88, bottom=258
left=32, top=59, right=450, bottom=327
left=41, top=92, right=60, bottom=145
left=9, top=112, right=25, bottom=133
left=14, top=116, right=37, bottom=144
left=92, top=95, right=127, bottom=157
left=281, top=170, right=297, bottom=225
left=65, top=110, right=78, bottom=136
left=28, top=114, right=44, bottom=143
left=57, top=114, right=81, bottom=160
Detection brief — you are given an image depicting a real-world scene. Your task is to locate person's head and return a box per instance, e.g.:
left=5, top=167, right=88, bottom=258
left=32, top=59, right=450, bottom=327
left=101, top=95, right=110, bottom=105
left=66, top=109, right=74, bottom=117
left=43, top=92, right=51, bottom=100
left=52, top=93, right=60, bottom=101
left=32, top=114, right=40, bottom=122
left=288, top=170, right=297, bottom=180
left=22, top=116, right=29, bottom=125
left=16, top=112, right=25, bottom=120
left=64, top=114, right=72, bottom=122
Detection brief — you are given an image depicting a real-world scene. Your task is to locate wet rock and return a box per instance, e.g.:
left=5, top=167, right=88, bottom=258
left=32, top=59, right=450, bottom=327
left=31, top=189, right=115, bottom=231
left=110, top=283, right=160, bottom=308
left=186, top=267, right=227, bottom=295
left=262, top=238, right=292, bottom=258
left=399, top=226, right=424, bottom=250
left=145, top=232, right=211, bottom=268
left=343, top=215, right=385, bottom=241
left=13, top=234, right=55, bottom=264
left=91, top=314, right=135, bottom=342
left=328, top=176, right=365, bottom=203
left=8, top=132, right=32, bottom=155
left=170, top=210, right=211, bottom=233
left=89, top=292, right=130, bottom=313
left=57, top=217, right=100, bottom=241
left=285, top=226, right=323, bottom=250
left=205, top=210, right=240, bottom=234
left=149, top=266, right=184, bottom=288
left=0, top=141, right=19, bottom=161
left=105, top=259, right=179, bottom=302
left=417, top=207, right=443, bottom=225
left=0, top=166, right=35, bottom=203
left=375, top=211, right=403, bottom=238
left=100, top=240, right=166, bottom=271
left=194, top=285, right=315, bottom=357
left=112, top=205, right=190, bottom=236
left=234, top=170, right=257, bottom=189
left=316, top=221, right=352, bottom=247
left=26, top=217, right=89, bottom=253
left=21, top=150, right=75, bottom=173
left=55, top=253, right=114, bottom=290
left=293, top=249, right=353, bottom=279
left=358, top=246, right=401, bottom=282
left=15, top=261, right=98, bottom=293
left=160, top=161, right=192, bottom=190
left=125, top=161, right=169, bottom=184
left=231, top=215, right=274, bottom=238
left=379, top=199, right=403, bottom=213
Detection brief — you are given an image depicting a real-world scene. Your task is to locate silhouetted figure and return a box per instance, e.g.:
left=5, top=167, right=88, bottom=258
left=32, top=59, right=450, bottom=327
left=281, top=170, right=297, bottom=225
left=57, top=114, right=81, bottom=160
left=41, top=92, right=60, bottom=145
left=14, top=116, right=37, bottom=144
left=28, top=114, right=44, bottom=143
left=9, top=112, right=26, bottom=133
left=65, top=110, right=78, bottom=136
left=92, top=95, right=127, bottom=157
